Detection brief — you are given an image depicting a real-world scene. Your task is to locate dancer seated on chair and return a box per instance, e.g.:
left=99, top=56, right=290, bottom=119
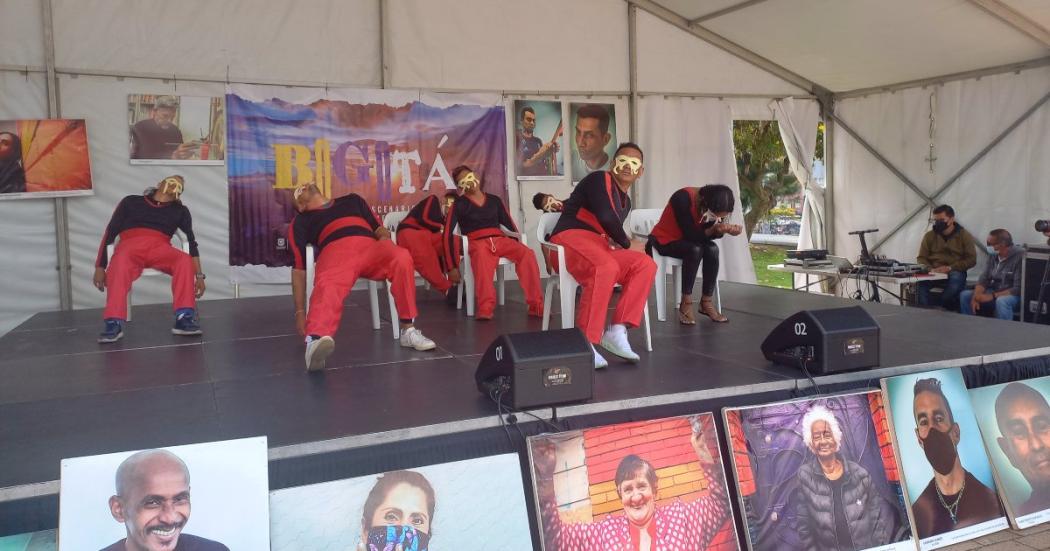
left=443, top=165, right=544, bottom=321
left=290, top=184, right=436, bottom=372
left=93, top=175, right=205, bottom=343
left=647, top=184, right=742, bottom=324
left=396, top=191, right=460, bottom=300
left=549, top=143, right=657, bottom=369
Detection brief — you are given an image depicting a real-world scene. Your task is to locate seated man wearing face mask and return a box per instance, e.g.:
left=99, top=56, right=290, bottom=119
left=532, top=192, right=565, bottom=213
left=916, top=205, right=977, bottom=310
left=960, top=229, right=1022, bottom=321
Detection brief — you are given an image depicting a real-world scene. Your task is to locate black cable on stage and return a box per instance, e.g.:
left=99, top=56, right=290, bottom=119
left=798, top=356, right=824, bottom=396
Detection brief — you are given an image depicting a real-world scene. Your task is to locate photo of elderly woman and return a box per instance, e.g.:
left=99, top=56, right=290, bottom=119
left=528, top=413, right=738, bottom=551
left=724, top=392, right=914, bottom=551
left=268, top=454, right=531, bottom=550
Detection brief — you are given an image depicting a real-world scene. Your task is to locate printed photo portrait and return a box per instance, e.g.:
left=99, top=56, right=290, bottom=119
left=527, top=413, right=739, bottom=551
left=883, top=368, right=1007, bottom=549
left=128, top=94, right=224, bottom=165
left=269, top=453, right=532, bottom=551
left=57, top=437, right=269, bottom=551
left=568, top=102, right=617, bottom=183
left=513, top=99, right=563, bottom=179
left=971, top=376, right=1050, bottom=528
left=0, top=119, right=92, bottom=200
left=723, top=391, right=913, bottom=551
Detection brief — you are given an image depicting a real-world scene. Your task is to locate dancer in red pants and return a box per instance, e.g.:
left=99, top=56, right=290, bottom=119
left=550, top=143, right=656, bottom=369
left=93, top=175, right=206, bottom=343
left=396, top=191, right=459, bottom=298
left=443, top=166, right=543, bottom=320
left=290, top=184, right=437, bottom=371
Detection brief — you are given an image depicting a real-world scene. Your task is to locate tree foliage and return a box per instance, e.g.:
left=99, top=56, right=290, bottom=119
left=733, top=120, right=799, bottom=237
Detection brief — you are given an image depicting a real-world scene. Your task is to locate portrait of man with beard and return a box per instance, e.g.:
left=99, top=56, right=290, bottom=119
left=910, top=377, right=1004, bottom=539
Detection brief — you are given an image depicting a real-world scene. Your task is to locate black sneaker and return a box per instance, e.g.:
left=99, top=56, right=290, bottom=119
left=172, top=311, right=203, bottom=336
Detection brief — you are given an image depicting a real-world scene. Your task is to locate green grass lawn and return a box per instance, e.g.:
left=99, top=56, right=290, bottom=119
left=751, top=244, right=793, bottom=289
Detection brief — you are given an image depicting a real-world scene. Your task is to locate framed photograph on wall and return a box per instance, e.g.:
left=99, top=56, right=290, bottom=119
left=568, top=102, right=617, bottom=183
left=724, top=391, right=914, bottom=551
left=128, top=94, right=224, bottom=165
left=882, top=368, right=1008, bottom=550
left=0, top=119, right=93, bottom=200
left=512, top=99, right=563, bottom=180
left=58, top=437, right=269, bottom=551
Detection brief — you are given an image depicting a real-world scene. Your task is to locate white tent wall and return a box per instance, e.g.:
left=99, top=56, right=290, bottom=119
left=50, top=0, right=382, bottom=86
left=0, top=0, right=45, bottom=68
left=0, top=72, right=59, bottom=336
left=385, top=0, right=629, bottom=92
left=832, top=67, right=1050, bottom=275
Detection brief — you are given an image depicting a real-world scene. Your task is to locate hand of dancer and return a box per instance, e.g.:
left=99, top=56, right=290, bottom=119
left=93, top=267, right=106, bottom=292
left=195, top=277, right=206, bottom=298
left=448, top=268, right=461, bottom=284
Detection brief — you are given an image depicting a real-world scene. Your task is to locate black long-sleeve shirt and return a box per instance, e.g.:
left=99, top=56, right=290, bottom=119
left=550, top=170, right=632, bottom=248
left=649, top=187, right=719, bottom=245
left=442, top=193, right=518, bottom=270
left=95, top=194, right=199, bottom=268
left=397, top=195, right=445, bottom=233
left=288, top=194, right=381, bottom=270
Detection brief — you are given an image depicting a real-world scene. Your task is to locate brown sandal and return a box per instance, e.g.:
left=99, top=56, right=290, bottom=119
left=699, top=297, right=728, bottom=323
left=678, top=301, right=696, bottom=325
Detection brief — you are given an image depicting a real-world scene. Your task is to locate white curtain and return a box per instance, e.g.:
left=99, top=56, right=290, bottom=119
left=832, top=67, right=1050, bottom=267
left=638, top=96, right=756, bottom=284
left=772, top=98, right=821, bottom=288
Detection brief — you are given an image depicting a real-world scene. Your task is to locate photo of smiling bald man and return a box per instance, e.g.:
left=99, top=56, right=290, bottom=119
left=59, top=437, right=269, bottom=551
left=101, top=450, right=228, bottom=551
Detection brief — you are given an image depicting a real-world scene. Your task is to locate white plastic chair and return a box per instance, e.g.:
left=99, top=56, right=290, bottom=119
left=627, top=209, right=720, bottom=322
left=537, top=212, right=652, bottom=351
left=453, top=224, right=524, bottom=317
left=384, top=210, right=431, bottom=290
left=304, top=244, right=400, bottom=340
left=106, top=232, right=189, bottom=322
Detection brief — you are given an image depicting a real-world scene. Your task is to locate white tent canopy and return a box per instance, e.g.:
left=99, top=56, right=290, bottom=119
left=1, top=0, right=1048, bottom=334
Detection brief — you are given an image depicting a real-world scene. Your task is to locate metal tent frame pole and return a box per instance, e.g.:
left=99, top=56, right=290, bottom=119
left=628, top=3, right=639, bottom=205
left=41, top=0, right=72, bottom=311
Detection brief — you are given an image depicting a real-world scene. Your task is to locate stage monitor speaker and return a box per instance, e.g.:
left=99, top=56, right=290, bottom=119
left=475, top=328, right=593, bottom=410
left=761, top=306, right=880, bottom=375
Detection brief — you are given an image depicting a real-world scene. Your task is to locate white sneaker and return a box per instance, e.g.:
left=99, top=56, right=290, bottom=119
left=400, top=327, right=436, bottom=351
left=305, top=336, right=335, bottom=372
left=593, top=345, right=609, bottom=369
left=600, top=324, right=640, bottom=363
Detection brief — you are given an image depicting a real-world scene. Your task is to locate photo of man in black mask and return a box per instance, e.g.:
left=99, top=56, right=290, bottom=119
left=911, top=377, right=1004, bottom=538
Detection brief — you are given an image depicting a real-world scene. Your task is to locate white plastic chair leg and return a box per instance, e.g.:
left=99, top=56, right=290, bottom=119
left=654, top=257, right=668, bottom=322
left=643, top=301, right=653, bottom=352
left=673, top=265, right=683, bottom=310
left=542, top=279, right=556, bottom=331
left=368, top=280, right=381, bottom=330
left=560, top=277, right=577, bottom=330
left=497, top=265, right=505, bottom=306
left=387, top=281, right=399, bottom=340
left=126, top=291, right=133, bottom=322
left=715, top=280, right=722, bottom=312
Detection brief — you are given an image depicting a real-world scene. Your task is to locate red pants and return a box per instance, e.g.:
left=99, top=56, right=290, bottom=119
left=307, top=236, right=418, bottom=337
left=396, top=228, right=452, bottom=292
left=104, top=229, right=196, bottom=320
left=551, top=229, right=656, bottom=344
left=468, top=236, right=543, bottom=318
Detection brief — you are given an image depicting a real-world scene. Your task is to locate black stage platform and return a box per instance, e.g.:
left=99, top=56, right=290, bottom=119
left=3, top=282, right=1050, bottom=535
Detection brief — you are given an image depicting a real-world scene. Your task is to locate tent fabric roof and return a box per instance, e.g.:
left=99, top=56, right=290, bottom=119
left=648, top=0, right=1050, bottom=93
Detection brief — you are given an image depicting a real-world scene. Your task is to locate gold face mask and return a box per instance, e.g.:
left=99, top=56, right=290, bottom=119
left=293, top=184, right=310, bottom=201
left=542, top=195, right=563, bottom=212
left=613, top=155, right=643, bottom=176
left=456, top=172, right=480, bottom=193
left=161, top=176, right=184, bottom=199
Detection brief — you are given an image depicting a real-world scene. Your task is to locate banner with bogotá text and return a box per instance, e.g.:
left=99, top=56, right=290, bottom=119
left=226, top=85, right=507, bottom=284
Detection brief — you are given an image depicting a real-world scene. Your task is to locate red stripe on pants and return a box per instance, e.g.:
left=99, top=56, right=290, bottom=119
left=551, top=229, right=656, bottom=344
left=104, top=229, right=196, bottom=320
left=396, top=228, right=452, bottom=292
left=306, top=236, right=418, bottom=337
left=468, top=236, right=544, bottom=318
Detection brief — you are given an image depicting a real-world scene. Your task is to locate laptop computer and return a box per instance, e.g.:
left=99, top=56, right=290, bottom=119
left=826, top=255, right=855, bottom=273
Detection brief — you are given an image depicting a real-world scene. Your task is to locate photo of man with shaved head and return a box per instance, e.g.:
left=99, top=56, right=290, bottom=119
left=101, top=449, right=228, bottom=551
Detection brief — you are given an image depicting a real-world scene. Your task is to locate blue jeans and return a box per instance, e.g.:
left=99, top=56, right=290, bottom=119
left=960, top=290, right=1020, bottom=320
left=916, top=270, right=967, bottom=310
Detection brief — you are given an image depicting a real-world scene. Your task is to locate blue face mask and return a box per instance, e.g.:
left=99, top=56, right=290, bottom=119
left=365, top=525, right=429, bottom=551
left=986, top=244, right=997, bottom=255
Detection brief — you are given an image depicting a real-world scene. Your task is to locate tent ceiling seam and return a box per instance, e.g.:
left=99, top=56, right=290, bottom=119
left=967, top=0, right=1050, bottom=48
left=833, top=57, right=1050, bottom=100
left=688, top=0, right=772, bottom=24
